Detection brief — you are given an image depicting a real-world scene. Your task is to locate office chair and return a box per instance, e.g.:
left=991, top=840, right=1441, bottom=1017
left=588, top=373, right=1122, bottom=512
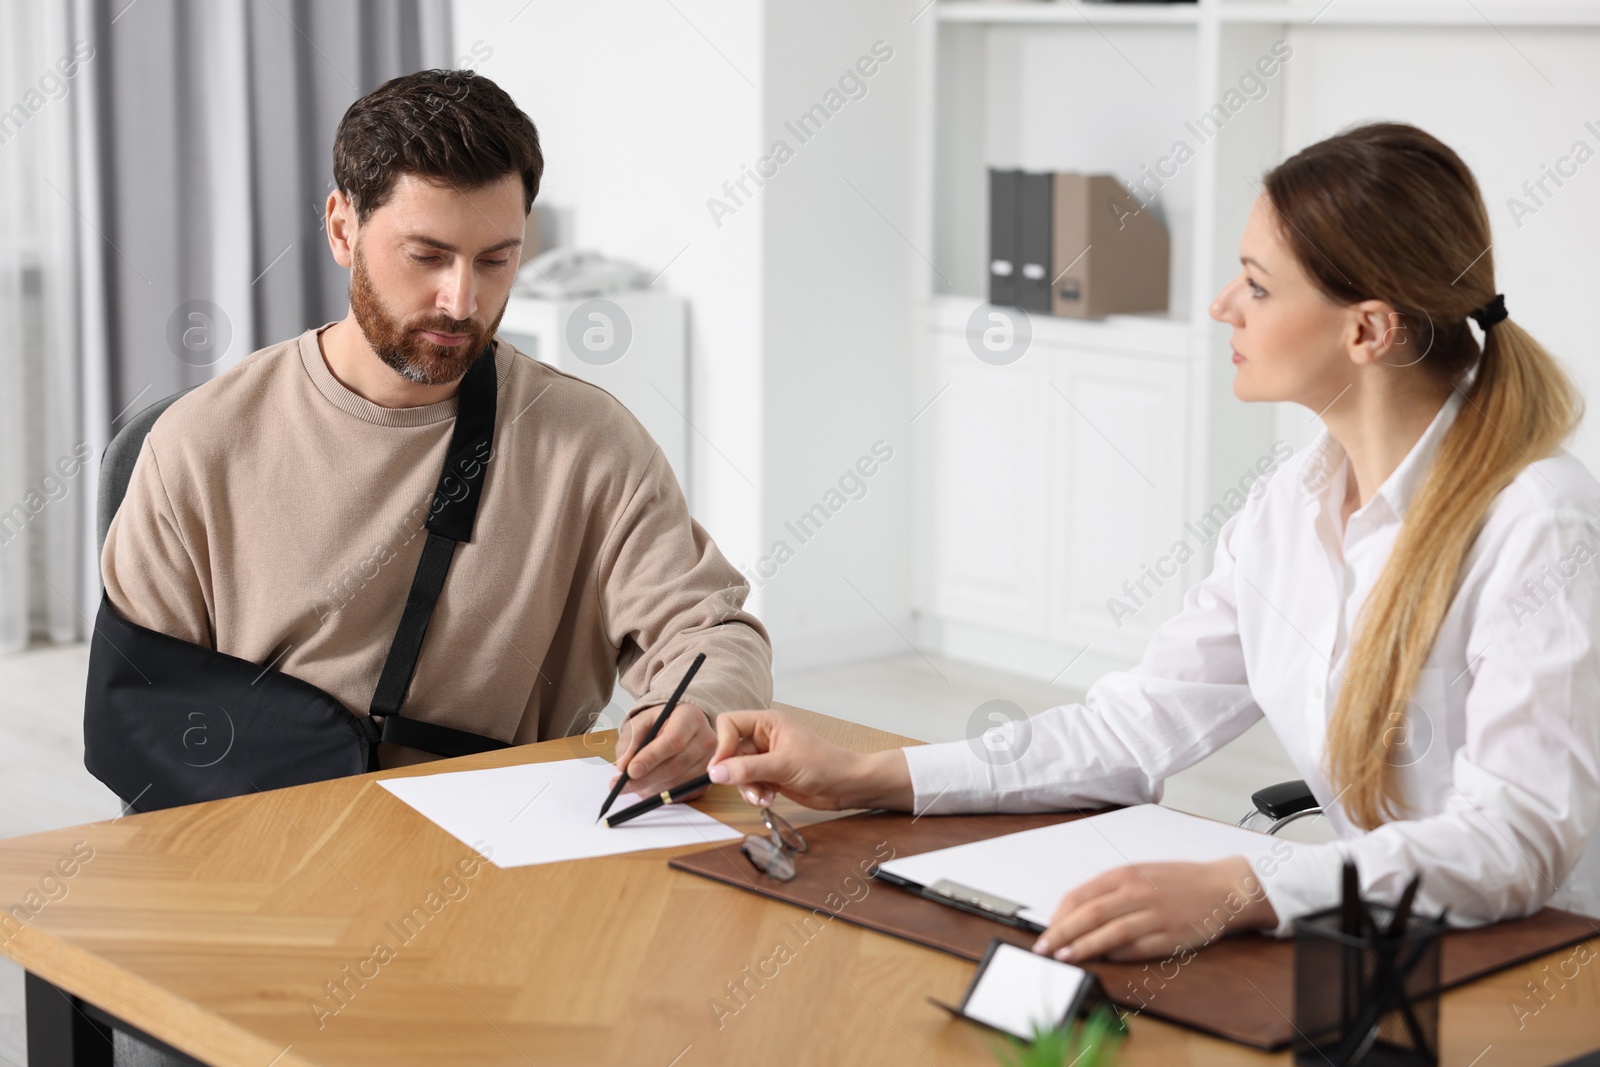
left=1240, top=779, right=1323, bottom=834
left=93, top=385, right=198, bottom=1067
left=97, top=388, right=196, bottom=552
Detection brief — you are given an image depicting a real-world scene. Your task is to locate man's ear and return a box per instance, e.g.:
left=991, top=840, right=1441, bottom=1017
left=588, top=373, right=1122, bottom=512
left=1346, top=298, right=1402, bottom=367
left=326, top=189, right=357, bottom=269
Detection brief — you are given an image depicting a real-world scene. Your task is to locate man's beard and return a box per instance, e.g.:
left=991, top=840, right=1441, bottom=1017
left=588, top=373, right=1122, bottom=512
left=348, top=245, right=505, bottom=386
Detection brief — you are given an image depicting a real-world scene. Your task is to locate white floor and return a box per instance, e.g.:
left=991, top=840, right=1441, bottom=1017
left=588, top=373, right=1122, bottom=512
left=0, top=644, right=122, bottom=841
left=0, top=644, right=1330, bottom=1066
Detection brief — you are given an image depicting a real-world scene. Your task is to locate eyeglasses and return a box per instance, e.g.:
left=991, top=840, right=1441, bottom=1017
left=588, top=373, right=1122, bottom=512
left=739, top=806, right=808, bottom=881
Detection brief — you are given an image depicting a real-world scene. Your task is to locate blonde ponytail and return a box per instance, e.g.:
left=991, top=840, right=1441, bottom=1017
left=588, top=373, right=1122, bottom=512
left=1326, top=318, right=1580, bottom=828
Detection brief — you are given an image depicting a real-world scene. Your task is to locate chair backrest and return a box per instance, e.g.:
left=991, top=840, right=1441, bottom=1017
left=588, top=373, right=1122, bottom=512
left=97, top=388, right=196, bottom=554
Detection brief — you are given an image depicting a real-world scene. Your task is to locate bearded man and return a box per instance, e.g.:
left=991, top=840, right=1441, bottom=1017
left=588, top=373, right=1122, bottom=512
left=100, top=69, right=771, bottom=792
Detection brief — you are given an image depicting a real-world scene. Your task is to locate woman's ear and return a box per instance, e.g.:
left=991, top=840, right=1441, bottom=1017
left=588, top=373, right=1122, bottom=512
left=1346, top=298, right=1403, bottom=367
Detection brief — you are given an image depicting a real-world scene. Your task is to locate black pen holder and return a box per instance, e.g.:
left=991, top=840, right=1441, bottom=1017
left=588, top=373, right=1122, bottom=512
left=1292, top=903, right=1446, bottom=1066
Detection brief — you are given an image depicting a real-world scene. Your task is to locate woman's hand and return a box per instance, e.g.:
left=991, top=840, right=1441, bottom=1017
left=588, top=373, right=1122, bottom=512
left=1031, top=855, right=1277, bottom=962
left=706, top=709, right=914, bottom=811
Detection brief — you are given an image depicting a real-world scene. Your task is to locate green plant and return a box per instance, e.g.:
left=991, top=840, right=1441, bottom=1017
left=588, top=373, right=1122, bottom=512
left=989, top=1006, right=1126, bottom=1067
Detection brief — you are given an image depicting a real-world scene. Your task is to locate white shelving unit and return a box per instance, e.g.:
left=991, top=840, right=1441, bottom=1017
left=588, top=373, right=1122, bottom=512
left=909, top=0, right=1600, bottom=688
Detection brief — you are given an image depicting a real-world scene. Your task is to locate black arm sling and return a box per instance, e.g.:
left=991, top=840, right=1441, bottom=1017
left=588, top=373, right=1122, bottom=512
left=84, top=346, right=510, bottom=814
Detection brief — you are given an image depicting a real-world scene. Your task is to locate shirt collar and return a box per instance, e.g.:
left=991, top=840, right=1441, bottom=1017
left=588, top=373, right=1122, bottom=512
left=1299, top=389, right=1464, bottom=521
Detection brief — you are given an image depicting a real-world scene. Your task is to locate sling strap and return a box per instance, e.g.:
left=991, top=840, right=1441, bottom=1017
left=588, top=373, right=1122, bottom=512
left=368, top=344, right=511, bottom=763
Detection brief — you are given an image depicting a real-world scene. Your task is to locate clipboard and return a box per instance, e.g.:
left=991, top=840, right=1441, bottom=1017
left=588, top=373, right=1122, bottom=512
left=669, top=807, right=1600, bottom=1050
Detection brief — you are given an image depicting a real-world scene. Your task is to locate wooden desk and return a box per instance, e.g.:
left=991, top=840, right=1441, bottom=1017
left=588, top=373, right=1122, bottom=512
left=1, top=705, right=1596, bottom=1066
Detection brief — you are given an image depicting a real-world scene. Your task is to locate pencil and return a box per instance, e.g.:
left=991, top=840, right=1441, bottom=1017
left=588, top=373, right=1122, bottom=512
left=605, top=773, right=713, bottom=828
left=595, top=652, right=706, bottom=822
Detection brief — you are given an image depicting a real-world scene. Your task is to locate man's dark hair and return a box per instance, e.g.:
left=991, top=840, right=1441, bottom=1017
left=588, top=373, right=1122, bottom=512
left=333, top=69, right=542, bottom=221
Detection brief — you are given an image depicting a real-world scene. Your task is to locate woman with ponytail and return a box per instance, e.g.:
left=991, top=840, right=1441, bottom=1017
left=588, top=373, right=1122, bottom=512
left=706, top=122, right=1600, bottom=960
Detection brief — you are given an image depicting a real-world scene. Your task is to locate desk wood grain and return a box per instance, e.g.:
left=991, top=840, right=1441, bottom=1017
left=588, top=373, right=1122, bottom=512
left=0, top=705, right=1594, bottom=1065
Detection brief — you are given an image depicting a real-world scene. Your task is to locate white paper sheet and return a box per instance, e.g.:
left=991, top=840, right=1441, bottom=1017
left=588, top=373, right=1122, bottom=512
left=377, top=756, right=741, bottom=868
left=877, top=803, right=1280, bottom=924
left=963, top=942, right=1090, bottom=1039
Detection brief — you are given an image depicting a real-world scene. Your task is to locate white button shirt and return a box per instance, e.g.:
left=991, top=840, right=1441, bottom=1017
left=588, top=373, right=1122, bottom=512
left=905, top=390, right=1600, bottom=935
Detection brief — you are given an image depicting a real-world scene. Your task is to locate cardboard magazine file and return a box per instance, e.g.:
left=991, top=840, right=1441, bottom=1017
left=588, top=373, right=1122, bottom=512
left=1052, top=172, right=1170, bottom=319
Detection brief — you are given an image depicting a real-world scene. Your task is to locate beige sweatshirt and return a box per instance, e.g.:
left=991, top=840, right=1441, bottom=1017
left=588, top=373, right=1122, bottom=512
left=101, top=326, right=772, bottom=751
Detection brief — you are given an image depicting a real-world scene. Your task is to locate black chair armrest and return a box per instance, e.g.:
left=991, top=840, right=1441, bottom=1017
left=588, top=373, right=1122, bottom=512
left=1251, top=779, right=1317, bottom=821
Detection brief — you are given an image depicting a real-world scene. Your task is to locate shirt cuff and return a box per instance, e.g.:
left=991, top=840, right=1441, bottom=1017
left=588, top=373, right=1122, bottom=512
left=902, top=739, right=1006, bottom=816
left=1256, top=837, right=1349, bottom=938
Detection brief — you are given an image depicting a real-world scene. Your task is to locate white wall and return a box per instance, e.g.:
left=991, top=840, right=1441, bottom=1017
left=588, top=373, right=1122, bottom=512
left=453, top=0, right=767, bottom=574
left=754, top=4, right=919, bottom=669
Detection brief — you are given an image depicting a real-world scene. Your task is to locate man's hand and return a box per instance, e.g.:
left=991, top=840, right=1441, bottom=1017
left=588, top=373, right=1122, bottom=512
left=611, top=703, right=716, bottom=798
left=1031, top=856, right=1277, bottom=962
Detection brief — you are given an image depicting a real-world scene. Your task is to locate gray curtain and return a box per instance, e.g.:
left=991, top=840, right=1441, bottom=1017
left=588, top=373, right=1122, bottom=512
left=0, top=0, right=91, bottom=650
left=0, top=0, right=452, bottom=649
left=92, top=0, right=454, bottom=432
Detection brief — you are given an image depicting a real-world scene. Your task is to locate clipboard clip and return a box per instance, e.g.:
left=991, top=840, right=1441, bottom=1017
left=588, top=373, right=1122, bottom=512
left=929, top=879, right=1026, bottom=920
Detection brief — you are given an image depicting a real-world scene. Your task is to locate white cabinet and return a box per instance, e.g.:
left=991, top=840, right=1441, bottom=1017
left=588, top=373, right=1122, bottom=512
left=1046, top=348, right=1188, bottom=659
left=928, top=329, right=1050, bottom=636
left=926, top=300, right=1190, bottom=667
